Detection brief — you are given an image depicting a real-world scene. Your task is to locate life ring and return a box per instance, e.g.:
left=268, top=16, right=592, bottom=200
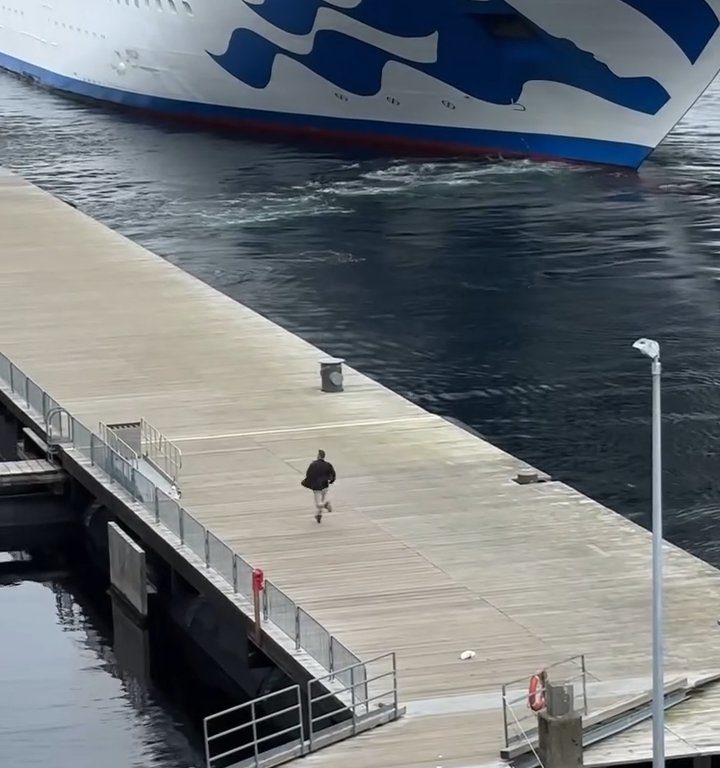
left=528, top=672, right=546, bottom=712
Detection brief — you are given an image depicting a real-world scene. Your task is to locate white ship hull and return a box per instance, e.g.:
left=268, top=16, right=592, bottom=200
left=2, top=0, right=720, bottom=167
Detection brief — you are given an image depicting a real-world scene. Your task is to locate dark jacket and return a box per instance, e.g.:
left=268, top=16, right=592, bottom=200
left=303, top=459, right=336, bottom=491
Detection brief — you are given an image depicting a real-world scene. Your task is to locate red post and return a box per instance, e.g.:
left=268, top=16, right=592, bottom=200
left=252, top=568, right=265, bottom=645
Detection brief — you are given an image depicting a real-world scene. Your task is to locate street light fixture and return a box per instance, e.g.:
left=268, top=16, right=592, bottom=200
left=632, top=337, right=664, bottom=768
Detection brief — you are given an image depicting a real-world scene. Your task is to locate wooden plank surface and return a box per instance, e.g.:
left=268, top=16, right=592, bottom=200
left=585, top=682, right=720, bottom=765
left=0, top=460, right=56, bottom=475
left=2, top=169, right=720, bottom=763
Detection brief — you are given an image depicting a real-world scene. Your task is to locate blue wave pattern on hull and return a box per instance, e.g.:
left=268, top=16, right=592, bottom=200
left=210, top=0, right=687, bottom=115
left=620, top=0, right=719, bottom=63
left=0, top=51, right=651, bottom=167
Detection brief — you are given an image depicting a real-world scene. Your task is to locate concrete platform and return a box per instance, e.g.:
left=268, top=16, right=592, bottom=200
left=2, top=168, right=720, bottom=766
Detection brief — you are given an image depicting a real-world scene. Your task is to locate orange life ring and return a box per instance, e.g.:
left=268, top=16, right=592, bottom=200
left=528, top=673, right=546, bottom=712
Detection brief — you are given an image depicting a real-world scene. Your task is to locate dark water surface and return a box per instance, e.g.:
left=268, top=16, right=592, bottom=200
left=3, top=71, right=720, bottom=765
left=0, top=563, right=201, bottom=768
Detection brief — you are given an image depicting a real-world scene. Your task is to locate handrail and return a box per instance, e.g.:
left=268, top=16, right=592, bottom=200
left=203, top=685, right=304, bottom=768
left=45, top=405, right=73, bottom=445
left=140, top=417, right=181, bottom=483
left=99, top=421, right=139, bottom=466
left=307, top=653, right=398, bottom=749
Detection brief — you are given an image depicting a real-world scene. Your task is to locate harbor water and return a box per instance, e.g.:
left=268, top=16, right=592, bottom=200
left=0, top=556, right=202, bottom=768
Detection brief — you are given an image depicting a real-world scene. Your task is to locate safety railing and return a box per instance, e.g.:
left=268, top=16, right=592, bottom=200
left=140, top=417, right=181, bottom=483
left=203, top=655, right=401, bottom=768
left=45, top=405, right=74, bottom=445
left=262, top=581, right=363, bottom=679
left=99, top=421, right=139, bottom=467
left=0, top=351, right=363, bottom=680
left=501, top=654, right=588, bottom=750
left=204, top=685, right=304, bottom=768
left=307, top=653, right=398, bottom=750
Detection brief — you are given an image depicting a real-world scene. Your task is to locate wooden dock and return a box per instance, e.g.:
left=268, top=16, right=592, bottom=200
left=2, top=168, right=720, bottom=766
left=0, top=459, right=62, bottom=483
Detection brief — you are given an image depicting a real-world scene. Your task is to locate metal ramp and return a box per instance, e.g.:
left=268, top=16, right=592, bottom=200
left=99, top=419, right=182, bottom=494
left=203, top=653, right=401, bottom=768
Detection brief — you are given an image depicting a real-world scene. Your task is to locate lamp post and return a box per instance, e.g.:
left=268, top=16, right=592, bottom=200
left=632, top=337, right=664, bottom=768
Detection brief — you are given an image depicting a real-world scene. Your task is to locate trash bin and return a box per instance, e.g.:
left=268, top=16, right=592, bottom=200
left=320, top=358, right=344, bottom=393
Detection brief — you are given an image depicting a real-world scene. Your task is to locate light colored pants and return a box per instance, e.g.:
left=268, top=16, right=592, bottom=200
left=313, top=489, right=329, bottom=511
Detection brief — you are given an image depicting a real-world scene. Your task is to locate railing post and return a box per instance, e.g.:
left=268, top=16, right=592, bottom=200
left=232, top=556, right=238, bottom=593
left=153, top=486, right=160, bottom=523
left=9, top=364, right=14, bottom=393
left=297, top=687, right=306, bottom=755
left=262, top=588, right=268, bottom=620
left=502, top=683, right=509, bottom=748
left=295, top=607, right=301, bottom=650
left=203, top=717, right=212, bottom=768
left=350, top=665, right=357, bottom=734
left=24, top=376, right=29, bottom=406
left=90, top=434, right=95, bottom=466
left=42, top=392, right=48, bottom=423
left=179, top=508, right=185, bottom=544
left=329, top=639, right=335, bottom=678
left=392, top=653, right=399, bottom=718
left=581, top=654, right=588, bottom=715
left=307, top=682, right=314, bottom=752
left=251, top=699, right=260, bottom=768
left=204, top=529, right=210, bottom=567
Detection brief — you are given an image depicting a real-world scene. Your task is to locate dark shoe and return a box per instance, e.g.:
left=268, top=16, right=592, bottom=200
left=324, top=501, right=333, bottom=513
left=315, top=512, right=322, bottom=524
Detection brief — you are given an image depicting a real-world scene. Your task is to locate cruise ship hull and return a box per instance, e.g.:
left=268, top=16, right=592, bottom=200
left=2, top=0, right=720, bottom=168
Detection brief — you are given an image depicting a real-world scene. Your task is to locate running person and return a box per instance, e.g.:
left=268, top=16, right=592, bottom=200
left=301, top=450, right=336, bottom=523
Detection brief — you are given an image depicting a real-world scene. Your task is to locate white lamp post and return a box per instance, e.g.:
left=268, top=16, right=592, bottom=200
left=632, top=337, right=664, bottom=768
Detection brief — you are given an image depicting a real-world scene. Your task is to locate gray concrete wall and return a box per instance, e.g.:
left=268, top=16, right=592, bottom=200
left=108, top=521, right=147, bottom=616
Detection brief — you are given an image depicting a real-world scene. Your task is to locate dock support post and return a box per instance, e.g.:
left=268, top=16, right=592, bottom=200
left=538, top=683, right=583, bottom=768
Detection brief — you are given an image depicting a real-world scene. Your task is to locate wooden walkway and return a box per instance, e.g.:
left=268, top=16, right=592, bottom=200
left=0, top=459, right=65, bottom=488
left=3, top=169, right=720, bottom=766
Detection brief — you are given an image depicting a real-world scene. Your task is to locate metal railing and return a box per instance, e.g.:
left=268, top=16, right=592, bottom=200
left=203, top=654, right=400, bottom=768
left=0, top=351, right=364, bottom=680
left=501, top=654, right=588, bottom=750
left=99, top=421, right=139, bottom=466
left=140, top=417, right=181, bottom=483
left=261, top=582, right=363, bottom=678
left=204, top=686, right=304, bottom=768
left=307, top=653, right=398, bottom=750
left=45, top=405, right=74, bottom=445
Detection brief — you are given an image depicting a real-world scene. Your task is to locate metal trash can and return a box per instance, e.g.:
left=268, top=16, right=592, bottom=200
left=320, top=358, right=345, bottom=393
